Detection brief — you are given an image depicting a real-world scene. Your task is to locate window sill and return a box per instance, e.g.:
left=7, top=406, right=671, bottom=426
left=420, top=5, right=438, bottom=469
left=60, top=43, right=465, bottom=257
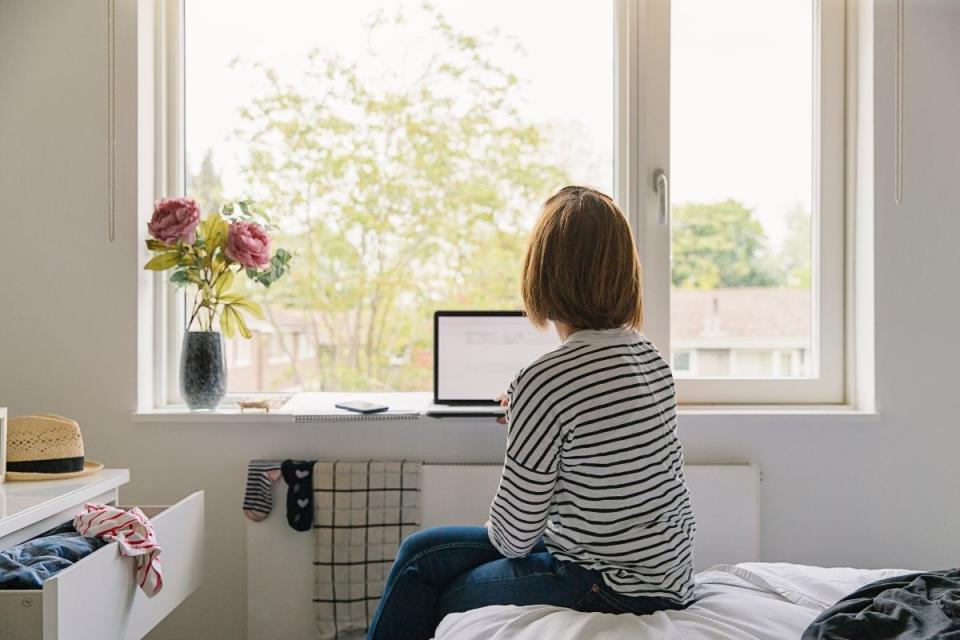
left=675, top=404, right=879, bottom=426
left=131, top=394, right=877, bottom=423
left=677, top=404, right=875, bottom=416
left=130, top=408, right=295, bottom=423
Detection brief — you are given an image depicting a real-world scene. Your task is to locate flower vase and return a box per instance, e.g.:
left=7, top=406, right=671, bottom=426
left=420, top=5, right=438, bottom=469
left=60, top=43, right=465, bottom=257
left=180, top=331, right=226, bottom=411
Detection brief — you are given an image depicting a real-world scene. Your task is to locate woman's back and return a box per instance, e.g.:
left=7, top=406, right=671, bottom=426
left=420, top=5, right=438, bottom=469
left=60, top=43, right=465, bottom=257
left=369, top=187, right=694, bottom=640
left=489, top=327, right=695, bottom=603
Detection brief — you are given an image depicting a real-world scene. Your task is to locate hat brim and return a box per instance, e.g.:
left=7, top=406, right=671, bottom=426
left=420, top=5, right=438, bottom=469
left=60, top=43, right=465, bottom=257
left=5, top=460, right=104, bottom=482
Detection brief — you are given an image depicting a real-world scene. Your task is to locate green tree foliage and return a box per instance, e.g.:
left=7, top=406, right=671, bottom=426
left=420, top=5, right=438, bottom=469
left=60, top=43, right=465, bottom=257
left=671, top=199, right=783, bottom=289
left=779, top=204, right=811, bottom=288
left=186, top=150, right=225, bottom=217
left=230, top=6, right=568, bottom=390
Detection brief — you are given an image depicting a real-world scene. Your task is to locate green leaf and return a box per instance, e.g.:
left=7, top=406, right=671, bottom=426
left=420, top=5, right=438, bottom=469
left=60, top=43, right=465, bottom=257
left=215, top=269, right=235, bottom=296
left=143, top=252, right=180, bottom=271
left=222, top=305, right=251, bottom=339
left=229, top=297, right=265, bottom=320
left=146, top=239, right=169, bottom=251
left=169, top=270, right=190, bottom=287
left=200, top=212, right=229, bottom=255
left=220, top=305, right=236, bottom=339
left=232, top=306, right=253, bottom=338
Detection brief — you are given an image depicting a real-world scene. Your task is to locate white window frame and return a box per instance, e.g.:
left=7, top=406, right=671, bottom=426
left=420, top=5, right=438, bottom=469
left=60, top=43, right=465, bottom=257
left=615, top=0, right=847, bottom=405
left=155, top=0, right=187, bottom=407
left=152, top=0, right=849, bottom=408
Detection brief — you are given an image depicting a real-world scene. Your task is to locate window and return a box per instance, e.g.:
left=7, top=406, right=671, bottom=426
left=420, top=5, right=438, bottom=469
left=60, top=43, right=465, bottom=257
left=627, top=0, right=846, bottom=403
left=297, top=334, right=316, bottom=360
left=182, top=0, right=613, bottom=393
left=267, top=334, right=291, bottom=366
left=230, top=338, right=252, bottom=368
left=161, top=0, right=848, bottom=405
left=672, top=350, right=691, bottom=373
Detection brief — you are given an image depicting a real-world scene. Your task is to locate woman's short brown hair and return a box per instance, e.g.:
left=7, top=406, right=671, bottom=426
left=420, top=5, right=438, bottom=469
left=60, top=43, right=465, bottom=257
left=522, top=186, right=643, bottom=331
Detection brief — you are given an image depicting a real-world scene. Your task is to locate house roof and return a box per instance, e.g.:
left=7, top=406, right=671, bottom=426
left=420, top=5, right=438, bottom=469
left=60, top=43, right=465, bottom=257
left=250, top=287, right=810, bottom=344
left=671, top=288, right=810, bottom=340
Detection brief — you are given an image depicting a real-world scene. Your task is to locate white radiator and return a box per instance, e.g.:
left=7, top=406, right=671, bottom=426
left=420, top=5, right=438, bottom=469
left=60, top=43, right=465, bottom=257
left=246, top=463, right=758, bottom=640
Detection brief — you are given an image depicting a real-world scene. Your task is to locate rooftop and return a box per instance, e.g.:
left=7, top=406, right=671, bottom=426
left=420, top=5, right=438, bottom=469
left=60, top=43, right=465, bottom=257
left=671, top=287, right=810, bottom=340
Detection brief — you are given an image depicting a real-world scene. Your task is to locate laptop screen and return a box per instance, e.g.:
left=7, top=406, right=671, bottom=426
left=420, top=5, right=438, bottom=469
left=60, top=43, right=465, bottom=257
left=435, top=312, right=561, bottom=403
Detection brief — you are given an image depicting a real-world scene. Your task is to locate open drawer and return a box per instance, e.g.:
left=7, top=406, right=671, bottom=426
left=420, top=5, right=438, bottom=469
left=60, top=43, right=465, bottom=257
left=0, top=491, right=204, bottom=640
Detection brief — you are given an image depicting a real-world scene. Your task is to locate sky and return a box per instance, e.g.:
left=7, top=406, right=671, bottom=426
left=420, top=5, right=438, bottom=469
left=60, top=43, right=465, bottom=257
left=185, top=0, right=812, bottom=247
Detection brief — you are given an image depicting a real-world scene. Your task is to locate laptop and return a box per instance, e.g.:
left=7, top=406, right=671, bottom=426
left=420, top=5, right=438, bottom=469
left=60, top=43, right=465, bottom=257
left=425, top=311, right=561, bottom=417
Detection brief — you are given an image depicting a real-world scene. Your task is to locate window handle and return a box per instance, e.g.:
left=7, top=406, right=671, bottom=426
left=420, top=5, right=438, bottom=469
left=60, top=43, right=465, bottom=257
left=653, top=169, right=670, bottom=225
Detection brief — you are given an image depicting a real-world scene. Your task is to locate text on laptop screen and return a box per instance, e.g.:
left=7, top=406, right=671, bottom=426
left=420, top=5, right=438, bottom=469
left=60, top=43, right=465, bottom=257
left=436, top=315, right=561, bottom=402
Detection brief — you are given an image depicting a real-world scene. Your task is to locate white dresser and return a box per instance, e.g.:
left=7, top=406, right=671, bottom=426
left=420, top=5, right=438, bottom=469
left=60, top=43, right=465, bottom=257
left=0, top=470, right=204, bottom=640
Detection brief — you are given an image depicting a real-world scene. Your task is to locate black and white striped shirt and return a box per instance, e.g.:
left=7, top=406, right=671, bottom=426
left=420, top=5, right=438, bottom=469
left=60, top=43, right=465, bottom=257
left=488, top=327, right=695, bottom=603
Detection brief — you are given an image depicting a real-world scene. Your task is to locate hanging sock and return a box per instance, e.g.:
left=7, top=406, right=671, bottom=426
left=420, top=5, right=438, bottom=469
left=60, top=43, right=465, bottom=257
left=243, top=460, right=283, bottom=521
left=281, top=459, right=315, bottom=532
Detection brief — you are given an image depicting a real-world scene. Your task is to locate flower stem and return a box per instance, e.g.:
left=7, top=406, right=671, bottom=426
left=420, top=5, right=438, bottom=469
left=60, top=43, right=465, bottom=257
left=187, top=287, right=203, bottom=331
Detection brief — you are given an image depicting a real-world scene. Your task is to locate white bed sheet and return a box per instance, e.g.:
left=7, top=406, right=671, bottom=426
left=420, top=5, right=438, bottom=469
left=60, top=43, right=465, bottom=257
left=434, top=563, right=915, bottom=640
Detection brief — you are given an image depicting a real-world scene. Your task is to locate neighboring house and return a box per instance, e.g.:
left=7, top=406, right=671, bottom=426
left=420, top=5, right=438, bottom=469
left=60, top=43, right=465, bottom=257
left=225, top=309, right=328, bottom=392
left=670, top=288, right=810, bottom=378
left=225, top=287, right=812, bottom=391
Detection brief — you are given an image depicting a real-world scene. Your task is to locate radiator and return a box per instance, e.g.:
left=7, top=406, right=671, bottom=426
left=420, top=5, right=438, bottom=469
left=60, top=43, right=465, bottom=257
left=246, top=463, right=759, bottom=640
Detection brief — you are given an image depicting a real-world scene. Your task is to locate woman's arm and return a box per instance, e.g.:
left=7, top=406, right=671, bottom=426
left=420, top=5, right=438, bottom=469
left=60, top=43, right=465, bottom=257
left=487, top=377, right=559, bottom=558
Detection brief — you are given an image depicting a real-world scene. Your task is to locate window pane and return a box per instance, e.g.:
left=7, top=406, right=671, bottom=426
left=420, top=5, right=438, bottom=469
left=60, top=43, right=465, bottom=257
left=670, top=0, right=813, bottom=379
left=185, top=0, right=614, bottom=392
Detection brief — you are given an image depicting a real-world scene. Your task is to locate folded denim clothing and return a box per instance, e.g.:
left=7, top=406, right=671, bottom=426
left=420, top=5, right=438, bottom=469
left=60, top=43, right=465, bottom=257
left=0, top=523, right=107, bottom=589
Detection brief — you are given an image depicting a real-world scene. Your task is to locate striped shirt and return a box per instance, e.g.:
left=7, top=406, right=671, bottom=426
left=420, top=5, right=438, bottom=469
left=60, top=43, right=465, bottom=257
left=488, top=327, right=695, bottom=603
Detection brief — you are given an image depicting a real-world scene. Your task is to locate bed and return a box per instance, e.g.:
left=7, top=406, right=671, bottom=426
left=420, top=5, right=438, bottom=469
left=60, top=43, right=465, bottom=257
left=433, top=562, right=915, bottom=640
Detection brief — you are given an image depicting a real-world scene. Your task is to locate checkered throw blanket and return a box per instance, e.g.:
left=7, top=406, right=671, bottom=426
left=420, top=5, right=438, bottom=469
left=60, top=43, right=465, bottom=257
left=313, top=461, right=421, bottom=640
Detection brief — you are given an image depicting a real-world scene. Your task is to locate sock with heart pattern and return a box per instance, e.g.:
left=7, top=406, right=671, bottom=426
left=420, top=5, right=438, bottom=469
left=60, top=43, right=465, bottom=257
left=281, top=459, right=315, bottom=532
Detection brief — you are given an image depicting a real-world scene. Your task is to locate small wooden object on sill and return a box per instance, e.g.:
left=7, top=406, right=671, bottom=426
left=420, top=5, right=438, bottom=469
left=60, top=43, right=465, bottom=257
left=238, top=396, right=291, bottom=413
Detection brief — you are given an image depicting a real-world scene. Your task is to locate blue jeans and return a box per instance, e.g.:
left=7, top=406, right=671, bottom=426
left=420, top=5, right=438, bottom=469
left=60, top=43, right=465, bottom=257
left=367, top=526, right=682, bottom=640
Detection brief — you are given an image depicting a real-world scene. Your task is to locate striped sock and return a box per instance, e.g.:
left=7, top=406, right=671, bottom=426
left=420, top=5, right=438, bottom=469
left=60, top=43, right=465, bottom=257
left=243, top=459, right=282, bottom=521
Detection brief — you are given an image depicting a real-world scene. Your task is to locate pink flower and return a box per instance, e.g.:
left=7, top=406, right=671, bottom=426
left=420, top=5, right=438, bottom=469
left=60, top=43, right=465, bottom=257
left=148, top=197, right=200, bottom=245
left=226, top=221, right=271, bottom=269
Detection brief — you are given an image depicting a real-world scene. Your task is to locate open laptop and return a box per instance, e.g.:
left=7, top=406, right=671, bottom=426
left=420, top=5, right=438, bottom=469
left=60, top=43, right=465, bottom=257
left=425, top=311, right=561, bottom=417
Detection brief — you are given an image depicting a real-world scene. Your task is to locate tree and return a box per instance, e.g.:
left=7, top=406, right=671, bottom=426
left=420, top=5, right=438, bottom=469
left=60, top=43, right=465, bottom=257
left=234, top=5, right=570, bottom=390
left=186, top=150, right=225, bottom=217
left=779, top=204, right=811, bottom=288
left=671, top=199, right=783, bottom=289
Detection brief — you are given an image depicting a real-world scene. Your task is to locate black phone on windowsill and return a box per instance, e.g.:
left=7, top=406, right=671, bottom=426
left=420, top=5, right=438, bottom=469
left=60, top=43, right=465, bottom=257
left=335, top=400, right=390, bottom=414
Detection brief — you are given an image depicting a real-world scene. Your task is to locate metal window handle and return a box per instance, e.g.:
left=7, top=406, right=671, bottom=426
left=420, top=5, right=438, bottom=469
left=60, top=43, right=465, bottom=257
left=653, top=169, right=670, bottom=225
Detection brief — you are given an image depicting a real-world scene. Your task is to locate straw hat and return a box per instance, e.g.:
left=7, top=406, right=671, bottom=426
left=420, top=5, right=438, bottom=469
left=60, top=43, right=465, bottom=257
left=6, top=414, right=103, bottom=481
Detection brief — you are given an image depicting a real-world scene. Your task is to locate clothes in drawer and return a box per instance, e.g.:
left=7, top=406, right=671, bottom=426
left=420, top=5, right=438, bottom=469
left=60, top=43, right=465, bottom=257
left=0, top=491, right=204, bottom=640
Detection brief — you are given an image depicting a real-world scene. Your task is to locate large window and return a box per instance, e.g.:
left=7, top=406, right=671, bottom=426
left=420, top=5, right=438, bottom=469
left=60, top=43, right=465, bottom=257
left=165, top=0, right=847, bottom=404
left=183, top=0, right=614, bottom=392
left=671, top=0, right=813, bottom=380
left=671, top=0, right=845, bottom=402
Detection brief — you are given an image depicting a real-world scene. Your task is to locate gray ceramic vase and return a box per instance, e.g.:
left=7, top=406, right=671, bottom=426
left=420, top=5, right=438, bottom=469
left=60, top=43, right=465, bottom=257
left=180, top=331, right=226, bottom=411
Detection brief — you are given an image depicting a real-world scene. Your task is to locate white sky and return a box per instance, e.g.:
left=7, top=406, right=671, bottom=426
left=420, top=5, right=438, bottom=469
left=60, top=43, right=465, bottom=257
left=185, top=0, right=811, bottom=247
left=671, top=0, right=812, bottom=244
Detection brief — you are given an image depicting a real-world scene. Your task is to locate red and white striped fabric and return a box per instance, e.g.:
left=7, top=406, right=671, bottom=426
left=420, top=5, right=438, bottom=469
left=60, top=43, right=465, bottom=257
left=74, top=503, right=164, bottom=598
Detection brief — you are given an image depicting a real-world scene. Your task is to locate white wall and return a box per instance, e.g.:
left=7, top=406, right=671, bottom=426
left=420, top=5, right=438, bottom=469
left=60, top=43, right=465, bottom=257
left=1, top=1, right=959, bottom=639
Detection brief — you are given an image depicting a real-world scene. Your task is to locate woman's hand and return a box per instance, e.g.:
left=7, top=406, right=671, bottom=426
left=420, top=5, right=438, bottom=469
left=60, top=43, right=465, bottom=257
left=495, top=393, right=509, bottom=425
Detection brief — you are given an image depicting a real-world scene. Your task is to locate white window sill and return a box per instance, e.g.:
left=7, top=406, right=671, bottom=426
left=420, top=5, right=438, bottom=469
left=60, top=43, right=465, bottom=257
left=677, top=404, right=876, bottom=416
left=131, top=393, right=877, bottom=423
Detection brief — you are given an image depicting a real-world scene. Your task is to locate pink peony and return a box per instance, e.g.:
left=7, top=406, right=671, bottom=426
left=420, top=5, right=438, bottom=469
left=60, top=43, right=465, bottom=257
left=148, top=197, right=200, bottom=245
left=226, top=221, right=271, bottom=269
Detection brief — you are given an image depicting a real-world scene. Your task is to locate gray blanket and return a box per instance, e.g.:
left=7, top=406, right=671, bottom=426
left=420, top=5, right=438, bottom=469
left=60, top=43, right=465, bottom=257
left=802, top=568, right=960, bottom=640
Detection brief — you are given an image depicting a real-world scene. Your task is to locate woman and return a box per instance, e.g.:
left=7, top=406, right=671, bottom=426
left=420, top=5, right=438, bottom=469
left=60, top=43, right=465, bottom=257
left=368, top=186, right=696, bottom=640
